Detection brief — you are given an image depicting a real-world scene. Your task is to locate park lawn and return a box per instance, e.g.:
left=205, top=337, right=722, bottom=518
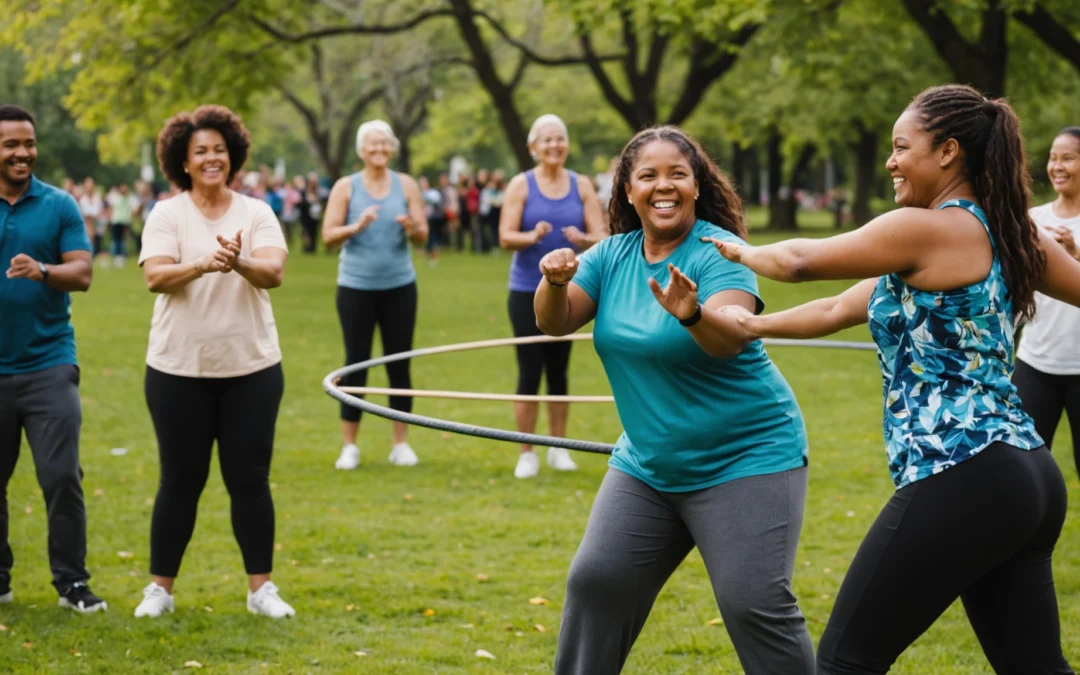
left=2, top=226, right=1078, bottom=674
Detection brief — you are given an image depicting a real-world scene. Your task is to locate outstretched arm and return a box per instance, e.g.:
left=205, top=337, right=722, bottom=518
left=703, top=208, right=946, bottom=282
left=722, top=278, right=876, bottom=340
left=1038, top=232, right=1080, bottom=307
left=648, top=263, right=756, bottom=358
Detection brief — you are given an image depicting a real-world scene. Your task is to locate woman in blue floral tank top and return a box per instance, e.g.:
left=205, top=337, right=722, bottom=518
left=709, top=85, right=1080, bottom=673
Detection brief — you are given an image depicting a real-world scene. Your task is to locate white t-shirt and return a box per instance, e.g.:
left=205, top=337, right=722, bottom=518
left=138, top=191, right=288, bottom=378
left=1017, top=202, right=1080, bottom=375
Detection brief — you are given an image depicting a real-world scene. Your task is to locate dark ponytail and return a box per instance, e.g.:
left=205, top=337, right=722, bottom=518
left=911, top=84, right=1044, bottom=322
left=607, top=125, right=747, bottom=240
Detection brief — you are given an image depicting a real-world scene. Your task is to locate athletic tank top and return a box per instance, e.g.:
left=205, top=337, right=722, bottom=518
left=508, top=170, right=583, bottom=292
left=868, top=199, right=1043, bottom=489
left=337, top=171, right=416, bottom=291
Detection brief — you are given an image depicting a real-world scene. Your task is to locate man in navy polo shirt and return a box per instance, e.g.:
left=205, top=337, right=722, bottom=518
left=0, top=104, right=106, bottom=613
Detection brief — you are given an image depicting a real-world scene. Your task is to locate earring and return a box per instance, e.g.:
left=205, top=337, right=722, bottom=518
left=628, top=198, right=633, bottom=205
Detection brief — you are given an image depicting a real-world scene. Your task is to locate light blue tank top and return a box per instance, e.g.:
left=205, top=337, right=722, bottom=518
left=868, top=199, right=1043, bottom=489
left=337, top=171, right=416, bottom=291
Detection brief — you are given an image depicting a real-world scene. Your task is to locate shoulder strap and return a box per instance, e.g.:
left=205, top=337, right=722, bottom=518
left=937, top=198, right=994, bottom=249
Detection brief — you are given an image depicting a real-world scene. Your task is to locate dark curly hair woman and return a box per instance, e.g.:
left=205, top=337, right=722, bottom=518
left=134, top=104, right=294, bottom=620
left=534, top=125, right=815, bottom=675
left=711, top=84, right=1080, bottom=672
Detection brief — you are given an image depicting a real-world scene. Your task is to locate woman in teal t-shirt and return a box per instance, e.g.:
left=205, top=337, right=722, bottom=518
left=535, top=126, right=814, bottom=675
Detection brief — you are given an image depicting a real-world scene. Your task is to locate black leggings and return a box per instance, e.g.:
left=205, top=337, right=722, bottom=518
left=817, top=442, right=1072, bottom=674
left=1014, top=358, right=1080, bottom=479
left=144, top=363, right=283, bottom=577
left=336, top=283, right=418, bottom=422
left=508, top=290, right=571, bottom=396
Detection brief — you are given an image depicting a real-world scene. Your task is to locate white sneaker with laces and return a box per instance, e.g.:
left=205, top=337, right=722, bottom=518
left=0, top=590, right=12, bottom=604
left=514, top=451, right=540, bottom=479
left=247, top=581, right=295, bottom=618
left=335, top=443, right=360, bottom=470
left=388, top=442, right=418, bottom=466
left=134, top=582, right=174, bottom=618
left=547, top=446, right=578, bottom=472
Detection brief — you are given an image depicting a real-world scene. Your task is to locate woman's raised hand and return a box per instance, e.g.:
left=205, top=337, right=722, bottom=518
left=539, top=247, right=578, bottom=287
left=648, top=263, right=699, bottom=321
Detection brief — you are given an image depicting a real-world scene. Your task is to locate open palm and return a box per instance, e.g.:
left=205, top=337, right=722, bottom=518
left=648, top=263, right=699, bottom=321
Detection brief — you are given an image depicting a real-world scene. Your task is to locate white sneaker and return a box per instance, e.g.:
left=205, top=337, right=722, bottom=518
left=514, top=451, right=540, bottom=479
left=388, top=442, right=418, bottom=466
left=247, top=581, right=295, bottom=618
left=134, top=582, right=174, bottom=618
left=547, top=446, right=578, bottom=471
left=335, top=444, right=360, bottom=470
left=0, top=590, right=12, bottom=604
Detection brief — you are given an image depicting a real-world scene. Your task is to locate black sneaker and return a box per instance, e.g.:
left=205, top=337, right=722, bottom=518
left=58, top=582, right=107, bottom=613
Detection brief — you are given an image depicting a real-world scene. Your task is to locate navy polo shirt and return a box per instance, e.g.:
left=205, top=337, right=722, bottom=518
left=0, top=176, right=91, bottom=375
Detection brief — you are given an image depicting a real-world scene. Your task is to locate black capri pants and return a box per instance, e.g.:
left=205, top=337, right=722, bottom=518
left=1013, top=357, right=1080, bottom=479
left=817, top=442, right=1073, bottom=674
left=336, top=282, right=418, bottom=422
left=508, top=290, right=571, bottom=396
left=144, top=363, right=284, bottom=577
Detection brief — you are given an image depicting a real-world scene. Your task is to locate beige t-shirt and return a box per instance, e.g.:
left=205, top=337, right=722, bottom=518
left=138, top=191, right=288, bottom=378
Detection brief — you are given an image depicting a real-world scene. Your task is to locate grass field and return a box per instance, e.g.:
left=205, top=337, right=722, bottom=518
left=2, top=221, right=1078, bottom=673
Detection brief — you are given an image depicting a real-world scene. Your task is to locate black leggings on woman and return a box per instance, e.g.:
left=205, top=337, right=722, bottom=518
left=336, top=283, right=418, bottom=422
left=817, top=442, right=1072, bottom=674
left=508, top=290, right=571, bottom=395
left=145, top=363, right=284, bottom=577
left=1013, top=358, right=1080, bottom=479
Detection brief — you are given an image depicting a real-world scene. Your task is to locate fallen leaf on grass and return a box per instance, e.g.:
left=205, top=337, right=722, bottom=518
left=423, top=608, right=436, bottom=617
left=346, top=604, right=356, bottom=612
left=534, top=625, right=546, bottom=632
left=24, top=506, right=31, bottom=515
left=476, top=573, right=489, bottom=582
left=93, top=489, right=105, bottom=497
left=110, top=448, right=128, bottom=456
left=845, top=511, right=856, bottom=517
left=475, top=649, right=496, bottom=660
left=117, top=551, right=134, bottom=559
left=144, top=498, right=154, bottom=506
left=353, top=651, right=367, bottom=657
left=203, top=606, right=213, bottom=613
left=184, top=661, right=203, bottom=669
left=0, top=624, right=6, bottom=631
left=459, top=623, right=475, bottom=629
left=706, top=618, right=724, bottom=626
left=529, top=597, right=549, bottom=605
left=403, top=493, right=414, bottom=501
left=274, top=543, right=283, bottom=552
left=22, top=642, right=32, bottom=649
left=440, top=432, right=451, bottom=439
left=71, top=649, right=82, bottom=657
left=515, top=631, right=524, bottom=637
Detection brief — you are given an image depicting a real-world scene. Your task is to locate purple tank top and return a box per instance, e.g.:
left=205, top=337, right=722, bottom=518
left=508, top=170, right=584, bottom=292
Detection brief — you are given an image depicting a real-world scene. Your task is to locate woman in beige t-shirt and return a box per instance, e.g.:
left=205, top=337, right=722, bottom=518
left=133, top=105, right=294, bottom=620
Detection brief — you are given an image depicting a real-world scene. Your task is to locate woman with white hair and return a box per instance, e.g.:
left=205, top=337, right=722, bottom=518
left=322, top=119, right=429, bottom=470
left=498, top=113, right=606, bottom=479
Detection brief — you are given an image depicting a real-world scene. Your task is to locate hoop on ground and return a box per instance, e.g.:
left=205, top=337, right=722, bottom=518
left=322, top=333, right=878, bottom=455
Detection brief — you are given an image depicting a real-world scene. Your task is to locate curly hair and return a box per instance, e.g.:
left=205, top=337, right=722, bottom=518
left=910, top=84, right=1044, bottom=322
left=608, top=125, right=746, bottom=240
left=155, top=104, right=250, bottom=191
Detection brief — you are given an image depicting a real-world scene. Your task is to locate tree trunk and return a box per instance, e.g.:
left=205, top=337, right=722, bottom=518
left=448, top=0, right=531, bottom=170
left=731, top=141, right=749, bottom=203
left=766, top=128, right=798, bottom=231
left=851, top=124, right=878, bottom=227
left=900, top=0, right=1007, bottom=97
left=397, top=134, right=412, bottom=175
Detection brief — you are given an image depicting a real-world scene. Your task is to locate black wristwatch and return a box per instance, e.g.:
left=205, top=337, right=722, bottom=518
left=38, top=262, right=49, bottom=281
left=678, top=303, right=702, bottom=327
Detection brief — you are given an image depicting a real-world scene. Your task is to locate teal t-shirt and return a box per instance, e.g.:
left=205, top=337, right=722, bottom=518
left=572, top=219, right=808, bottom=492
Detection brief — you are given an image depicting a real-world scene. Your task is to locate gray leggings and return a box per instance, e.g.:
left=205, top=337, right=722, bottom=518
left=555, top=466, right=814, bottom=675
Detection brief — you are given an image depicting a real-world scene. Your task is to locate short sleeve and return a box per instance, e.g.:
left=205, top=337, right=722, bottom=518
left=58, top=193, right=91, bottom=254
left=571, top=236, right=607, bottom=303
left=249, top=199, right=288, bottom=253
left=139, top=198, right=181, bottom=264
left=694, top=229, right=764, bottom=313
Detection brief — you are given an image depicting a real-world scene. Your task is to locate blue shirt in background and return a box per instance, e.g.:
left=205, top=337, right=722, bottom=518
left=337, top=171, right=417, bottom=291
left=572, top=219, right=808, bottom=492
left=0, top=176, right=92, bottom=375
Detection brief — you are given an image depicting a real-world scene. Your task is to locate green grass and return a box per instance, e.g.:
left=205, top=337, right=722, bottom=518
left=3, top=232, right=1078, bottom=673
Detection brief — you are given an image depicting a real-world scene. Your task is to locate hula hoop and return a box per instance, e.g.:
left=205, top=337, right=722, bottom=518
left=322, top=334, right=877, bottom=455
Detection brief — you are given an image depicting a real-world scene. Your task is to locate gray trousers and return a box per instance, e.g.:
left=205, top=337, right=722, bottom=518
left=0, top=364, right=89, bottom=593
left=555, top=466, right=814, bottom=675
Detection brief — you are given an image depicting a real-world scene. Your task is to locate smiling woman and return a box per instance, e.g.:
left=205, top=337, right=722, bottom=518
left=134, top=104, right=294, bottom=621
left=535, top=125, right=814, bottom=675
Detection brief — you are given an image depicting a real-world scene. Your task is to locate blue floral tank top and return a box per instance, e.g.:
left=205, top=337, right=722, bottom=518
left=867, top=199, right=1043, bottom=489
